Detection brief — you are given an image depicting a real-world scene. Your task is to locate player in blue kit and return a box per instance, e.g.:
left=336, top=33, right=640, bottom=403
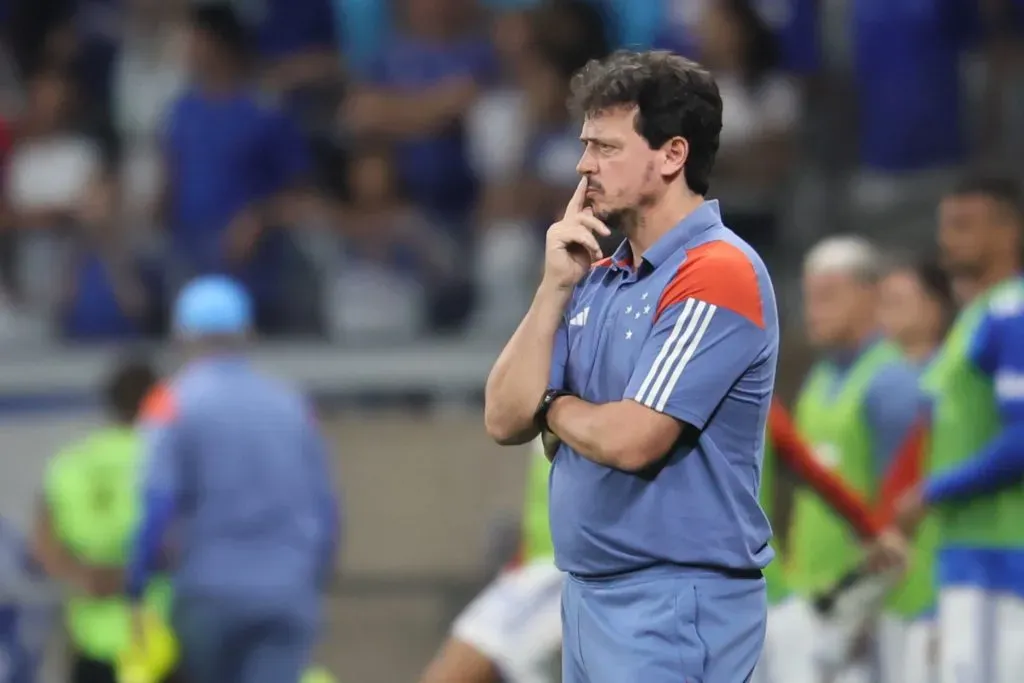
left=485, top=50, right=777, bottom=683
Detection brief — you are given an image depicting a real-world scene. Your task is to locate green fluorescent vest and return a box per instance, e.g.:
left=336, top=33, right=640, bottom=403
left=760, top=436, right=790, bottom=605
left=927, top=280, right=1024, bottom=548
left=789, top=341, right=901, bottom=595
left=46, top=427, right=173, bottom=661
left=521, top=443, right=555, bottom=563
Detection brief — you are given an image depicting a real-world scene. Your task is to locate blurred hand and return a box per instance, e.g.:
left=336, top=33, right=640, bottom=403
left=541, top=178, right=611, bottom=291
left=342, top=91, right=389, bottom=134
left=80, top=566, right=124, bottom=597
left=223, top=208, right=263, bottom=265
left=894, top=485, right=928, bottom=537
left=862, top=528, right=907, bottom=574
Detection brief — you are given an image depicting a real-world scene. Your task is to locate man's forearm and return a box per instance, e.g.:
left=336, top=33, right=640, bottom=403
left=546, top=396, right=626, bottom=467
left=484, top=283, right=570, bottom=444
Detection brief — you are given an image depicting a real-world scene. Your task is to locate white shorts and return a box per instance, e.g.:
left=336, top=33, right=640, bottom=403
left=452, top=561, right=564, bottom=683
left=938, top=586, right=1024, bottom=683
left=878, top=614, right=935, bottom=683
left=752, top=597, right=822, bottom=683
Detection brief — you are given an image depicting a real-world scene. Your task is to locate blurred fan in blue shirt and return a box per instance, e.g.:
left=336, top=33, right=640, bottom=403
left=162, top=4, right=312, bottom=332
left=344, top=0, right=499, bottom=228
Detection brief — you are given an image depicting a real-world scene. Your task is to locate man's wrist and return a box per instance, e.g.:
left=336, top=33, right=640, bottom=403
left=535, top=389, right=574, bottom=434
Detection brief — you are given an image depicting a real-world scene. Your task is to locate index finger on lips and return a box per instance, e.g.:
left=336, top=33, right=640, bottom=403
left=563, top=177, right=588, bottom=218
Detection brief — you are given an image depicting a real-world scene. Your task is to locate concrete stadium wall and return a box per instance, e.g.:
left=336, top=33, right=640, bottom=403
left=0, top=407, right=529, bottom=682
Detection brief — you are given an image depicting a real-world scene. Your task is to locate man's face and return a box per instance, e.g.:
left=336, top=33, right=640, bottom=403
left=575, top=106, right=671, bottom=231
left=877, top=270, right=940, bottom=350
left=803, top=270, right=875, bottom=348
left=937, top=194, right=1003, bottom=279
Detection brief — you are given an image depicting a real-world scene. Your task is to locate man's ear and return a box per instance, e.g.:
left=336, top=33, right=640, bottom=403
left=661, top=137, right=689, bottom=178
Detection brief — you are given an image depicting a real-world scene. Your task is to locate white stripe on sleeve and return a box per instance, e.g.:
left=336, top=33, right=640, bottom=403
left=633, top=300, right=717, bottom=411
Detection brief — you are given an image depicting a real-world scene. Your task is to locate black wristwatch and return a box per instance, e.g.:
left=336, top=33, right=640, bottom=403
left=535, top=388, right=574, bottom=433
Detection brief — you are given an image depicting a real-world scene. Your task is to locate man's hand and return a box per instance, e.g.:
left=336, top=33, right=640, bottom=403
left=894, top=484, right=928, bottom=537
left=541, top=178, right=611, bottom=291
left=81, top=566, right=124, bottom=598
left=862, top=528, right=908, bottom=574
left=223, top=207, right=264, bottom=264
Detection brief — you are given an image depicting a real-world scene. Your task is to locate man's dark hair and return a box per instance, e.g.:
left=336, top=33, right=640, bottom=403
left=190, top=4, right=249, bottom=61
left=104, top=359, right=159, bottom=424
left=568, top=50, right=723, bottom=196
left=947, top=173, right=1024, bottom=226
left=885, top=255, right=956, bottom=329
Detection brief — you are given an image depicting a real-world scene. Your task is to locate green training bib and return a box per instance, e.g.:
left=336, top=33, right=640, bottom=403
left=927, top=279, right=1024, bottom=548
left=45, top=427, right=173, bottom=661
left=789, top=341, right=900, bottom=595
left=521, top=442, right=555, bottom=563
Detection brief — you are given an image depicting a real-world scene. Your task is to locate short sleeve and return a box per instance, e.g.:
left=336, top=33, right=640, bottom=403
left=863, top=361, right=924, bottom=474
left=975, top=287, right=1024, bottom=421
left=625, top=241, right=768, bottom=428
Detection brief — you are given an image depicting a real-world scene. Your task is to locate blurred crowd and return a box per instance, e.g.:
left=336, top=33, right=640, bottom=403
left=0, top=0, right=1022, bottom=346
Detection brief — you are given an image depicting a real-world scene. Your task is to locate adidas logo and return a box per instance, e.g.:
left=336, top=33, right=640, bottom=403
left=569, top=306, right=590, bottom=327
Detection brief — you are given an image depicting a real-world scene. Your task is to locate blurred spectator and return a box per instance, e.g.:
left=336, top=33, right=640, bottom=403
left=249, top=0, right=340, bottom=98
left=466, top=0, right=608, bottom=336
left=695, top=0, right=798, bottom=255
left=342, top=0, right=497, bottom=228
left=846, top=0, right=975, bottom=245
left=5, top=0, right=76, bottom=82
left=324, top=146, right=459, bottom=342
left=6, top=66, right=104, bottom=337
left=112, top=0, right=187, bottom=235
left=604, top=0, right=820, bottom=76
left=161, top=4, right=313, bottom=334
left=57, top=174, right=155, bottom=342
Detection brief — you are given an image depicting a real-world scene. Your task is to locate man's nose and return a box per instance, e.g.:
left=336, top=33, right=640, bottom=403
left=576, top=153, right=596, bottom=176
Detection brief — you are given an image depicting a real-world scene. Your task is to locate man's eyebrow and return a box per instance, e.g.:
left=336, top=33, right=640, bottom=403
left=579, top=135, right=620, bottom=145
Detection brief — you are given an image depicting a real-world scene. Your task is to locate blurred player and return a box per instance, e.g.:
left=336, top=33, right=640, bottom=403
left=31, top=359, right=176, bottom=683
left=0, top=517, right=58, bottom=683
left=126, top=276, right=341, bottom=683
left=419, top=439, right=561, bottom=683
left=787, top=236, right=920, bottom=682
left=894, top=176, right=1024, bottom=683
left=874, top=258, right=954, bottom=683
left=753, top=401, right=900, bottom=683
left=878, top=258, right=956, bottom=367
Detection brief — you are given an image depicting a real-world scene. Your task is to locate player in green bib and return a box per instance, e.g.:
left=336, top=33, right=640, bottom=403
left=894, top=176, right=1024, bottom=683
left=753, top=401, right=892, bottom=683
left=31, top=360, right=176, bottom=683
left=420, top=439, right=562, bottom=683
left=784, top=236, right=920, bottom=682
left=875, top=257, right=955, bottom=683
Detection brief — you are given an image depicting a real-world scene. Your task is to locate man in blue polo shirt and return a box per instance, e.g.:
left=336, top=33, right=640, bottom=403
left=486, top=50, right=776, bottom=683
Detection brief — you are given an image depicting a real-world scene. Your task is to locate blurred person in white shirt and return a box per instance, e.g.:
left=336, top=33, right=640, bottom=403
left=465, top=1, right=609, bottom=337
left=693, top=0, right=799, bottom=256
left=111, top=0, right=188, bottom=237
left=5, top=66, right=106, bottom=338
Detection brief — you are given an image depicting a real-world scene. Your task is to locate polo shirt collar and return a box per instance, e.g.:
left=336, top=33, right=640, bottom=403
left=607, top=199, right=722, bottom=271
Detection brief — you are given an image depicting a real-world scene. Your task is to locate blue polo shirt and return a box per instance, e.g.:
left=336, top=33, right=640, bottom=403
left=548, top=200, right=779, bottom=577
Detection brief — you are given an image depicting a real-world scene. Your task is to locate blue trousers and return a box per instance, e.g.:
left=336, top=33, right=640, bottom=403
left=172, top=595, right=317, bottom=683
left=562, top=567, right=767, bottom=683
